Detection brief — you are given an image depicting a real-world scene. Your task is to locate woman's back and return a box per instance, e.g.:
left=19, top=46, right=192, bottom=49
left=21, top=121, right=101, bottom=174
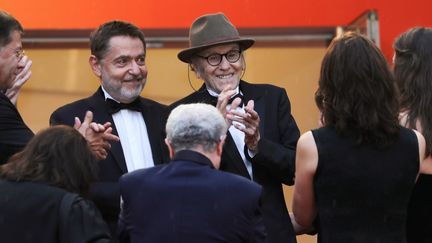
left=393, top=27, right=432, bottom=243
left=0, top=180, right=111, bottom=243
left=313, top=126, right=419, bottom=243
left=0, top=180, right=67, bottom=243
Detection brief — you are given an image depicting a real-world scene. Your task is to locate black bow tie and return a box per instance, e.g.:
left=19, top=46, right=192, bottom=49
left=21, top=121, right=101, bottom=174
left=204, top=92, right=244, bottom=107
left=106, top=98, right=141, bottom=114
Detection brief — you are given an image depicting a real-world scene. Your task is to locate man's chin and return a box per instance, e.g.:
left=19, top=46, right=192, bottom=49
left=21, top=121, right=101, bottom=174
left=120, top=89, right=142, bottom=102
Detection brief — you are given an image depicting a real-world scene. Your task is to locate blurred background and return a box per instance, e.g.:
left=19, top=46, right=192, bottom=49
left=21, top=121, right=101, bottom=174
left=3, top=1, right=432, bottom=242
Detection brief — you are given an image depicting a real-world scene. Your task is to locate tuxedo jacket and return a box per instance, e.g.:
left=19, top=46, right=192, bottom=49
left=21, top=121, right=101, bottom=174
left=0, top=92, right=34, bottom=164
left=118, top=150, right=267, bottom=243
left=169, top=80, right=300, bottom=243
left=50, top=87, right=170, bottom=230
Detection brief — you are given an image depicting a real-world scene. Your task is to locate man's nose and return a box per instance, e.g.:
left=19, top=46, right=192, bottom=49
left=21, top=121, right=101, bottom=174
left=129, top=60, right=142, bottom=74
left=219, top=56, right=231, bottom=69
left=16, top=55, right=27, bottom=67
left=14, top=56, right=27, bottom=74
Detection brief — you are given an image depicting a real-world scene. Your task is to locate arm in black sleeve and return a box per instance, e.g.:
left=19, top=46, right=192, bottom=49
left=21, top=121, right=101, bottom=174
left=249, top=88, right=300, bottom=185
left=65, top=196, right=112, bottom=243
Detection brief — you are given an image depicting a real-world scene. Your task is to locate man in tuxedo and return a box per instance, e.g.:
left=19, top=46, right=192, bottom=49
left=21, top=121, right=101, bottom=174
left=119, top=103, right=267, bottom=242
left=169, top=13, right=300, bottom=243
left=50, top=20, right=169, bottom=235
left=0, top=10, right=114, bottom=164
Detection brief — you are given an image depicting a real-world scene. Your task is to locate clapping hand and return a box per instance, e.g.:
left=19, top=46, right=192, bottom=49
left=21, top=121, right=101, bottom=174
left=74, top=111, right=120, bottom=160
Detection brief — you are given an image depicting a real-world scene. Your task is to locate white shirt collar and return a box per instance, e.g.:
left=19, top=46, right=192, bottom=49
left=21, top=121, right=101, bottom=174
left=101, top=86, right=118, bottom=102
left=206, top=86, right=240, bottom=98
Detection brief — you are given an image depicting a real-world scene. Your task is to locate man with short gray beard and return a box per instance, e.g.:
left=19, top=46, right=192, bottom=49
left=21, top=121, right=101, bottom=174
left=50, top=20, right=170, bottom=239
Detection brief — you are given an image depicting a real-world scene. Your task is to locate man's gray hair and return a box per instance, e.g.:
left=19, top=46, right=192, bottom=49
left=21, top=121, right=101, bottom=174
left=166, top=103, right=227, bottom=153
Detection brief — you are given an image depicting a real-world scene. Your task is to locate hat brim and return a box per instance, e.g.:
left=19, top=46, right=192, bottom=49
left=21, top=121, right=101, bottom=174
left=177, top=38, right=255, bottom=63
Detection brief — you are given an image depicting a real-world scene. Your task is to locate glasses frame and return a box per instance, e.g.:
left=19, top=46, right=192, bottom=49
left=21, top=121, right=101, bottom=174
left=196, top=50, right=242, bottom=66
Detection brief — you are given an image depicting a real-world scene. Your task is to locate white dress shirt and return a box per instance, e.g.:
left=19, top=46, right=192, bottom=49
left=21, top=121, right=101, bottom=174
left=102, top=87, right=154, bottom=172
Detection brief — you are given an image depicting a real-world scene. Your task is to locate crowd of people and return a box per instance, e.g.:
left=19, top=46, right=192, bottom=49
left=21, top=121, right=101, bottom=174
left=0, top=9, right=431, bottom=243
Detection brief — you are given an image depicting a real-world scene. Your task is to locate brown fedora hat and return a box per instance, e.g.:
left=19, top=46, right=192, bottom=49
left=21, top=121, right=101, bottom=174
left=178, top=13, right=255, bottom=63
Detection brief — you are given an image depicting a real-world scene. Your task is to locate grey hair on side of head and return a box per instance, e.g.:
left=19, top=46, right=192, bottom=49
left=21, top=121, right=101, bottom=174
left=166, top=103, right=227, bottom=153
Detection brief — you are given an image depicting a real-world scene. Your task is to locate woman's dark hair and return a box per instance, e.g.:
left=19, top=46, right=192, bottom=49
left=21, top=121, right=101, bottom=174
left=316, top=31, right=400, bottom=147
left=0, top=125, right=98, bottom=195
left=394, top=27, right=432, bottom=156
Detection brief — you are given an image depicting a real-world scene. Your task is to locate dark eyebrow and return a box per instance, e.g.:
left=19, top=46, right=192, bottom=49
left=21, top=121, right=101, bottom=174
left=114, top=53, right=145, bottom=59
left=117, top=55, right=132, bottom=59
left=112, top=55, right=130, bottom=61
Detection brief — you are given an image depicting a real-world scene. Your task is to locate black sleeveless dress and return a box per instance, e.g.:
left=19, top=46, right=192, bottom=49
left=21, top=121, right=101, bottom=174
left=312, top=127, right=419, bottom=243
left=406, top=174, right=432, bottom=243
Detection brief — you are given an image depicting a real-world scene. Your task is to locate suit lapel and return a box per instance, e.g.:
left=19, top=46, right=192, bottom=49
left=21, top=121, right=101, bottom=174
left=240, top=81, right=265, bottom=135
left=191, top=84, right=217, bottom=105
left=222, top=131, right=251, bottom=179
left=139, top=100, right=166, bottom=165
left=88, top=88, right=128, bottom=173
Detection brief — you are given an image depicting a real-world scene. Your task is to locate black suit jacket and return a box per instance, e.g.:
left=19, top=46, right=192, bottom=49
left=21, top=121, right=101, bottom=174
left=50, top=87, right=169, bottom=231
left=169, top=80, right=300, bottom=243
left=118, top=150, right=267, bottom=243
left=0, top=92, right=34, bottom=164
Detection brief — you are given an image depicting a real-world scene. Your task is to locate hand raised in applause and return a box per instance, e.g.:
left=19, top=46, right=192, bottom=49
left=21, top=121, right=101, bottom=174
left=74, top=111, right=120, bottom=160
left=227, top=100, right=261, bottom=152
left=215, top=87, right=242, bottom=127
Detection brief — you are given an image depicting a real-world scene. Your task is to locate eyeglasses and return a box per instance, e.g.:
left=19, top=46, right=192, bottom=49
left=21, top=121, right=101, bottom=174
left=196, top=50, right=241, bottom=66
left=3, top=47, right=25, bottom=60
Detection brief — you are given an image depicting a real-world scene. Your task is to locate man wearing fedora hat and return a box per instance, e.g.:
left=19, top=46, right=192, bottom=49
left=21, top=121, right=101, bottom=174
left=170, top=12, right=300, bottom=243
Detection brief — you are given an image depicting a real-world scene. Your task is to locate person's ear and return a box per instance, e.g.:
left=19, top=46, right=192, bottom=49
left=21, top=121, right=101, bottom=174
left=89, top=55, right=102, bottom=78
left=165, top=138, right=174, bottom=159
left=217, top=135, right=226, bottom=156
left=190, top=63, right=202, bottom=79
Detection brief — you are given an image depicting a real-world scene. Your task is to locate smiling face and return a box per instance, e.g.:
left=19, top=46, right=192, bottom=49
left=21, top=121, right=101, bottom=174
left=0, top=30, right=23, bottom=90
left=90, top=35, right=147, bottom=103
left=192, top=43, right=244, bottom=93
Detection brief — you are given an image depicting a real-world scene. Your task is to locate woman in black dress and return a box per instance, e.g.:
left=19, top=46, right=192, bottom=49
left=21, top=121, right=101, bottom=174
left=0, top=125, right=111, bottom=243
left=292, top=32, right=425, bottom=243
left=394, top=27, right=432, bottom=243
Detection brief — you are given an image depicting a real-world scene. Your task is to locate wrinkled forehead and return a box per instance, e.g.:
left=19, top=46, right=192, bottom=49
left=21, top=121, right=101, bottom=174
left=103, top=36, right=146, bottom=58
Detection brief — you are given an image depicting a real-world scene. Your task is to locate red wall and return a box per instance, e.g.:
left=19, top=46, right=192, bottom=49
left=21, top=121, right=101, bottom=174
left=3, top=0, right=432, bottom=60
